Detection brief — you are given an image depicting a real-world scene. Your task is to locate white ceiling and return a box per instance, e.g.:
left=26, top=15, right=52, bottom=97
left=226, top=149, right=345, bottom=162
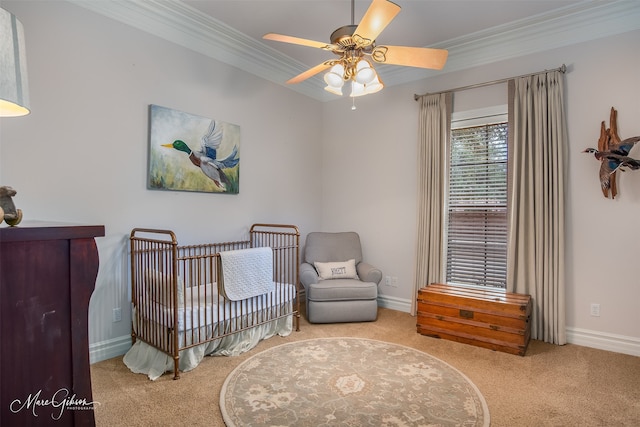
left=70, top=0, right=640, bottom=101
left=184, top=0, right=581, bottom=67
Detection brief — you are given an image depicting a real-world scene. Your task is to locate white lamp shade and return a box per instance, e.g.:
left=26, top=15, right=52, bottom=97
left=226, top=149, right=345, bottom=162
left=0, top=8, right=30, bottom=117
left=364, top=75, right=384, bottom=95
left=350, top=81, right=367, bottom=98
left=324, top=84, right=343, bottom=96
left=324, top=72, right=344, bottom=89
left=355, top=59, right=376, bottom=85
left=324, top=63, right=345, bottom=89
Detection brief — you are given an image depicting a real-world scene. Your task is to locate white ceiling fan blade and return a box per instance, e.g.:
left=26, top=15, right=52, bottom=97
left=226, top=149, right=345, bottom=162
left=286, top=62, right=333, bottom=84
left=263, top=33, right=338, bottom=51
left=373, top=46, right=448, bottom=70
left=354, top=0, right=401, bottom=46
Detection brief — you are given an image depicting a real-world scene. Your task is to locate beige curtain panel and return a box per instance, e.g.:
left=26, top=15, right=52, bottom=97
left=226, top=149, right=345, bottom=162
left=411, top=92, right=452, bottom=315
left=507, top=71, right=567, bottom=345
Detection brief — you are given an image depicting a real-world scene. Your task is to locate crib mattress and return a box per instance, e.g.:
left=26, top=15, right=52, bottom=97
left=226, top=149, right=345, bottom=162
left=139, top=282, right=295, bottom=332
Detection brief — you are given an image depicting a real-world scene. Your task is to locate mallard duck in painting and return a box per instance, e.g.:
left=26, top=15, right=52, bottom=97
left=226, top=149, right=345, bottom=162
left=163, top=120, right=239, bottom=191
left=583, top=107, right=640, bottom=199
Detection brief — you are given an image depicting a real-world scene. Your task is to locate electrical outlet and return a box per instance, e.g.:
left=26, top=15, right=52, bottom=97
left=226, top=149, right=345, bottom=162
left=590, top=303, right=600, bottom=317
left=384, top=276, right=399, bottom=287
left=113, top=307, right=122, bottom=322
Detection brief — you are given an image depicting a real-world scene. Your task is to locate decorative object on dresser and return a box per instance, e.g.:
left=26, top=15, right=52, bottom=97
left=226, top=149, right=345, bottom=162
left=220, top=337, right=489, bottom=427
left=0, top=222, right=105, bottom=426
left=0, top=185, right=23, bottom=226
left=582, top=107, right=640, bottom=199
left=417, top=283, right=532, bottom=356
left=123, top=223, right=300, bottom=380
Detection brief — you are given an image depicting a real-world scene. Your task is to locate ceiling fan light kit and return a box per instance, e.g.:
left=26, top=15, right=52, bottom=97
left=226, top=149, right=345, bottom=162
left=263, top=0, right=448, bottom=103
left=324, top=58, right=384, bottom=97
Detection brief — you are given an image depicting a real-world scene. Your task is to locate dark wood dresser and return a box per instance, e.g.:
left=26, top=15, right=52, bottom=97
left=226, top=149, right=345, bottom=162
left=0, top=221, right=105, bottom=426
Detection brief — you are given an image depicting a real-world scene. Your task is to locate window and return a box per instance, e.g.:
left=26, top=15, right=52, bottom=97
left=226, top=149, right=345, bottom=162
left=445, top=108, right=508, bottom=288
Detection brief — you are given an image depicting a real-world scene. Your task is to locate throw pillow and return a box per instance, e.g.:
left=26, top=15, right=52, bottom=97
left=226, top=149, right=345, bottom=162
left=314, top=259, right=359, bottom=280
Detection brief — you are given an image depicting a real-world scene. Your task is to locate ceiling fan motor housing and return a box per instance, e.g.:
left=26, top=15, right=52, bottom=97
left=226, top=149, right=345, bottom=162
left=330, top=24, right=375, bottom=78
left=330, top=25, right=361, bottom=48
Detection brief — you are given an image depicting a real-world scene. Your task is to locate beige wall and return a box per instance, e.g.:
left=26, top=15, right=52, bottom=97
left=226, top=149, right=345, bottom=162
left=1, top=1, right=324, bottom=360
left=2, top=1, right=638, bottom=358
left=321, top=29, right=640, bottom=354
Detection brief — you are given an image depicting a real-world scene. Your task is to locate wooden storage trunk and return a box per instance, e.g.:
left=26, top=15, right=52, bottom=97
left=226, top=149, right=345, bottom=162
left=417, top=283, right=532, bottom=356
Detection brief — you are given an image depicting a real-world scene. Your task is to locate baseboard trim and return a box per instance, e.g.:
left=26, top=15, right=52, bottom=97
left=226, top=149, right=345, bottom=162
left=89, top=334, right=132, bottom=364
left=376, top=297, right=640, bottom=357
left=566, top=327, right=640, bottom=357
left=89, top=314, right=639, bottom=364
left=378, top=295, right=412, bottom=313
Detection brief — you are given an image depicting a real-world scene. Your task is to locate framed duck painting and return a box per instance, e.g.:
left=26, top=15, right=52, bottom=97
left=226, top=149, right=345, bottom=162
left=148, top=104, right=240, bottom=194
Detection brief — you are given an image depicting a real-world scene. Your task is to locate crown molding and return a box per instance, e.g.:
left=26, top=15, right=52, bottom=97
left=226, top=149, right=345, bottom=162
left=68, top=0, right=640, bottom=102
left=382, top=0, right=640, bottom=86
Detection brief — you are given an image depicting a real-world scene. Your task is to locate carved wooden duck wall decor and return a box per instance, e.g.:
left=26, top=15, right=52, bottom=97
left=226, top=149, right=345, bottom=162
left=583, top=107, right=640, bottom=199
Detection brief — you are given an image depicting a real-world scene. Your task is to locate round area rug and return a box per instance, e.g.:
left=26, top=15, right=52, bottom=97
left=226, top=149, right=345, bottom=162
left=220, top=337, right=489, bottom=426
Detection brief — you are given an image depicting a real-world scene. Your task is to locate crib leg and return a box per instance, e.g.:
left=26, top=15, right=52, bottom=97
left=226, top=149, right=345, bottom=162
left=295, top=312, right=300, bottom=332
left=173, top=358, right=180, bottom=380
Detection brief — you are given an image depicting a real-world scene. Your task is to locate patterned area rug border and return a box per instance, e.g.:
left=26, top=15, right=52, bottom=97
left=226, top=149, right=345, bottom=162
left=220, top=337, right=490, bottom=426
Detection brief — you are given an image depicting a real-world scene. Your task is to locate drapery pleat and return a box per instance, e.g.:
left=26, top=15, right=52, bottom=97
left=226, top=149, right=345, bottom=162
left=411, top=92, right=452, bottom=315
left=507, top=71, right=567, bottom=344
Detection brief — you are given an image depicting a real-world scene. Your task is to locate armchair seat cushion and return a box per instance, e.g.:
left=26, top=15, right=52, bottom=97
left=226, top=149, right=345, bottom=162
left=307, top=279, right=378, bottom=302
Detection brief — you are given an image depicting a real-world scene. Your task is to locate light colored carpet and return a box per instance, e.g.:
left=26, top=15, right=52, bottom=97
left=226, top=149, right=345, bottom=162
left=220, top=337, right=489, bottom=426
left=90, top=306, right=640, bottom=426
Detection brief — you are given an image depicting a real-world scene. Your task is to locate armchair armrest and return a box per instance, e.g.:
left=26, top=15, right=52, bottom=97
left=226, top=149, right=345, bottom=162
left=357, top=262, right=382, bottom=285
left=300, top=262, right=319, bottom=287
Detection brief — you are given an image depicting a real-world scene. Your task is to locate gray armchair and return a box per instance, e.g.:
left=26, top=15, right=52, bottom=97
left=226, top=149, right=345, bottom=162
left=300, top=231, right=382, bottom=323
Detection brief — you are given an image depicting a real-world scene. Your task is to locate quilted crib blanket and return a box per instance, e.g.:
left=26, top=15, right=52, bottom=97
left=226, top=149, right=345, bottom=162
left=219, top=247, right=274, bottom=300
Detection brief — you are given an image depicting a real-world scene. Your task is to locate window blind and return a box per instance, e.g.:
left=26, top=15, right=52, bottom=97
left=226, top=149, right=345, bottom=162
left=446, top=122, right=508, bottom=288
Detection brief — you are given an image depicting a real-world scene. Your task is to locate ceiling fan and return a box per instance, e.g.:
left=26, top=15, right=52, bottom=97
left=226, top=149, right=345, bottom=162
left=263, top=0, right=448, bottom=97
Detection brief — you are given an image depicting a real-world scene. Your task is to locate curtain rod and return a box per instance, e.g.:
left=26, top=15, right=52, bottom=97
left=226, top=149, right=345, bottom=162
left=413, top=64, right=566, bottom=101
